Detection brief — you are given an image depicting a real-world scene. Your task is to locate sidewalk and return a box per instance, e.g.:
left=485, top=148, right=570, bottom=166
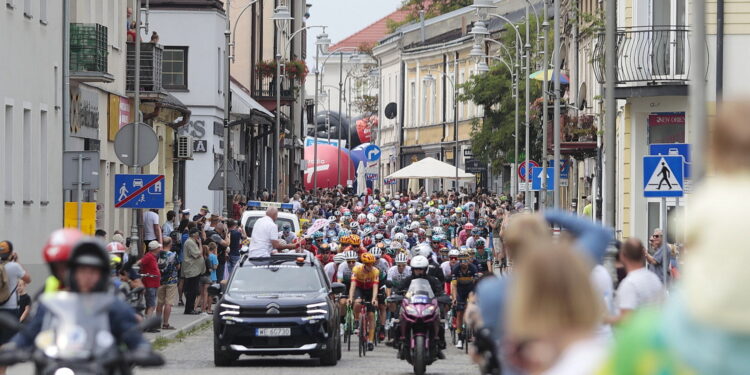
left=143, top=306, right=213, bottom=342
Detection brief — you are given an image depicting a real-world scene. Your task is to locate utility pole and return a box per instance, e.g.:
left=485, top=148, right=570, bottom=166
left=541, top=0, right=548, bottom=210
left=690, top=0, right=707, bottom=182
left=313, top=39, right=320, bottom=191
left=553, top=0, right=561, bottom=208
left=524, top=4, right=532, bottom=211
left=337, top=53, right=344, bottom=186
left=130, top=2, right=143, bottom=256
left=604, top=0, right=616, bottom=227
left=222, top=0, right=231, bottom=216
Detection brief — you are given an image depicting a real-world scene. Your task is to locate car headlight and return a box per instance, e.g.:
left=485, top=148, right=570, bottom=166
left=307, top=301, right=329, bottom=315
left=405, top=305, right=419, bottom=316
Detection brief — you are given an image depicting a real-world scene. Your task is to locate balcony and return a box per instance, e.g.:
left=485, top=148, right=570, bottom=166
left=594, top=26, right=691, bottom=98
left=547, top=114, right=598, bottom=157
left=252, top=75, right=297, bottom=101
left=126, top=42, right=163, bottom=93
left=70, top=23, right=113, bottom=83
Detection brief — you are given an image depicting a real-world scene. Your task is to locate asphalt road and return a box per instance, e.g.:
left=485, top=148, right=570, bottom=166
left=140, top=325, right=479, bottom=375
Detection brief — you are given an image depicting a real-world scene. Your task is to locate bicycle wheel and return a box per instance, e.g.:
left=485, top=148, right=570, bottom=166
left=345, top=306, right=354, bottom=351
left=358, top=309, right=367, bottom=357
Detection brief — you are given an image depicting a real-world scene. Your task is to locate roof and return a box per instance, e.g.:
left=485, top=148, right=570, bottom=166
left=328, top=8, right=411, bottom=51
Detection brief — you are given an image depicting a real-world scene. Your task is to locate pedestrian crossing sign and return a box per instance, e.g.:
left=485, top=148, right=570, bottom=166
left=643, top=155, right=684, bottom=197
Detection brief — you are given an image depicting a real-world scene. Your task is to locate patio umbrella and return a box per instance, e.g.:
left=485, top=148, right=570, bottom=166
left=529, top=69, right=569, bottom=85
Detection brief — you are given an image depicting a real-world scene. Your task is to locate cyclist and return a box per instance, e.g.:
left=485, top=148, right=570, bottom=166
left=451, top=252, right=478, bottom=350
left=369, top=247, right=390, bottom=341
left=348, top=252, right=380, bottom=351
left=441, top=249, right=460, bottom=294
left=316, top=243, right=334, bottom=265
left=457, top=223, right=474, bottom=246
left=385, top=253, right=411, bottom=345
left=473, top=238, right=494, bottom=275
left=324, top=253, right=345, bottom=283
left=337, top=250, right=359, bottom=320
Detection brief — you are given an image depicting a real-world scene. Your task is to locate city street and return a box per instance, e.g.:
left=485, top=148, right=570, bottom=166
left=140, top=325, right=478, bottom=375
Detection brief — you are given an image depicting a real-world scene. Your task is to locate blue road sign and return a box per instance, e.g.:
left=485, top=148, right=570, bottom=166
left=643, top=156, right=684, bottom=197
left=364, top=144, right=381, bottom=162
left=650, top=143, right=691, bottom=179
left=531, top=167, right=555, bottom=191
left=115, top=174, right=165, bottom=208
left=548, top=159, right=571, bottom=179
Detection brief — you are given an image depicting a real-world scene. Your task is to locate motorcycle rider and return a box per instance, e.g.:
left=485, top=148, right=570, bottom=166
left=394, top=255, right=447, bottom=359
left=2, top=238, right=161, bottom=368
left=41, top=228, right=84, bottom=294
left=451, top=253, right=478, bottom=350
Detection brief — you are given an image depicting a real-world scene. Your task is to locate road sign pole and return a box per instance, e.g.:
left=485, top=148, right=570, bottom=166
left=130, top=5, right=142, bottom=257
left=76, top=153, right=83, bottom=230
left=661, top=196, right=668, bottom=287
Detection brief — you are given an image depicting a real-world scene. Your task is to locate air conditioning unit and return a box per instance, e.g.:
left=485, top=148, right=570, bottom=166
left=176, top=135, right=193, bottom=159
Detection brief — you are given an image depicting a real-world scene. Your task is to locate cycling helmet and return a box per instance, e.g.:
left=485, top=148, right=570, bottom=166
left=409, top=222, right=421, bottom=230
left=343, top=250, right=358, bottom=261
left=374, top=233, right=384, bottom=241
left=326, top=230, right=337, bottom=238
left=455, top=207, right=463, bottom=213
left=387, top=219, right=396, bottom=227
left=343, top=210, right=352, bottom=217
left=360, top=252, right=376, bottom=265
left=105, top=241, right=127, bottom=254
left=369, top=247, right=382, bottom=258
left=432, top=227, right=444, bottom=235
left=431, top=235, right=442, bottom=242
left=448, top=249, right=460, bottom=257
left=416, top=244, right=433, bottom=259
left=476, top=238, right=486, bottom=247
left=43, top=228, right=84, bottom=264
left=441, top=218, right=450, bottom=225
left=367, top=214, right=377, bottom=223
left=313, top=231, right=325, bottom=239
left=350, top=222, right=360, bottom=230
left=328, top=216, right=336, bottom=221
left=395, top=253, right=409, bottom=264
left=471, top=228, right=481, bottom=235
left=464, top=223, right=474, bottom=230
left=349, top=234, right=361, bottom=246
left=393, top=233, right=405, bottom=242
left=362, top=237, right=372, bottom=247
left=319, top=243, right=331, bottom=252
left=333, top=253, right=346, bottom=264
left=391, top=241, right=403, bottom=250
left=410, top=255, right=429, bottom=270
left=340, top=235, right=351, bottom=245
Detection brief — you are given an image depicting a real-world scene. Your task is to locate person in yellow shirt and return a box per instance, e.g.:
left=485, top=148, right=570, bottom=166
left=348, top=252, right=379, bottom=351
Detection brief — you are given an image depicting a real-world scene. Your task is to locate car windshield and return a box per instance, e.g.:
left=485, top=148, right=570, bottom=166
left=228, top=264, right=325, bottom=294
left=245, top=217, right=295, bottom=237
left=405, top=278, right=434, bottom=299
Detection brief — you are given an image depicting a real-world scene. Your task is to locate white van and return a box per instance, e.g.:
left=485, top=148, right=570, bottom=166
left=240, top=201, right=300, bottom=238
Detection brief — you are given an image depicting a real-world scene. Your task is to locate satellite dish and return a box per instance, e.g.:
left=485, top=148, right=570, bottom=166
left=385, top=102, right=397, bottom=120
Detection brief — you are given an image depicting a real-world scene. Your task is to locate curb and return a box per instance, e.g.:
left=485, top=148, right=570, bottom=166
left=149, top=315, right=212, bottom=343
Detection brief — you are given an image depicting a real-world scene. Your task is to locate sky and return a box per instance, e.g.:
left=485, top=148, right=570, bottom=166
left=305, top=0, right=404, bottom=65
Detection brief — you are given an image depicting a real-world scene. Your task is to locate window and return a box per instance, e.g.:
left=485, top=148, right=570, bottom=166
left=162, top=47, right=188, bottom=90
left=40, top=110, right=48, bottom=203
left=421, top=81, right=427, bottom=125
left=23, top=0, right=30, bottom=17
left=410, top=81, right=416, bottom=127
left=23, top=108, right=31, bottom=203
left=4, top=105, right=13, bottom=202
left=39, top=0, right=47, bottom=24
left=432, top=83, right=437, bottom=124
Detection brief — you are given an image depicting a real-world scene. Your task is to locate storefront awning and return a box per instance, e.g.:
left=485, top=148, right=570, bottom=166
left=139, top=91, right=191, bottom=129
left=231, top=78, right=274, bottom=126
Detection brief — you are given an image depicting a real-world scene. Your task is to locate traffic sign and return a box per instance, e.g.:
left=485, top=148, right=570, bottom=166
left=531, top=167, right=555, bottom=191
left=649, top=143, right=691, bottom=179
left=115, top=174, right=165, bottom=208
left=114, top=122, right=159, bottom=167
left=643, top=156, right=684, bottom=197
left=208, top=163, right=243, bottom=191
left=364, top=144, right=382, bottom=162
left=548, top=159, right=571, bottom=179
left=517, top=160, right=539, bottom=182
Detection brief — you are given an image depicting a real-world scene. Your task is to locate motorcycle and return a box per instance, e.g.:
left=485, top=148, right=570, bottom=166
left=387, top=279, right=451, bottom=375
left=0, top=291, right=164, bottom=375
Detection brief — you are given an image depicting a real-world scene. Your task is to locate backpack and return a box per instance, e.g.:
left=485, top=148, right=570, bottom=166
left=0, top=260, right=17, bottom=305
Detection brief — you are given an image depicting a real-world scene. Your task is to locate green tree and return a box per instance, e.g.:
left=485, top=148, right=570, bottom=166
left=458, top=17, right=552, bottom=173
left=387, top=0, right=473, bottom=32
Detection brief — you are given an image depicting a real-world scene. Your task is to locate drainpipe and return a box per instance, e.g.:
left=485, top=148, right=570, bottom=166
left=716, top=0, right=724, bottom=102
left=398, top=60, right=406, bottom=191
left=420, top=10, right=426, bottom=44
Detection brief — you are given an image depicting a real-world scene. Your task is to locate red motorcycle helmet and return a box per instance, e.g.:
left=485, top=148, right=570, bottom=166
left=43, top=228, right=84, bottom=264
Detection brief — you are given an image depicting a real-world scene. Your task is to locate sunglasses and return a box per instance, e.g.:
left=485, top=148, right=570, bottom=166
left=450, top=257, right=458, bottom=261
left=347, top=260, right=356, bottom=264
left=652, top=234, right=661, bottom=238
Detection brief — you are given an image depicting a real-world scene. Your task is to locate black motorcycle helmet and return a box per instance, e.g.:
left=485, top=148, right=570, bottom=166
left=66, top=239, right=111, bottom=293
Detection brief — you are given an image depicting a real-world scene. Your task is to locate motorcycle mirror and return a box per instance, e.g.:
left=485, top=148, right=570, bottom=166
left=437, top=295, right=452, bottom=305
left=207, top=283, right=223, bottom=297
left=0, top=312, right=21, bottom=334
left=137, top=316, right=162, bottom=333
left=330, top=282, right=346, bottom=295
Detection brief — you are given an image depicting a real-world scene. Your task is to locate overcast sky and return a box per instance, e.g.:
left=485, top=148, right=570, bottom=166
left=305, top=0, right=403, bottom=64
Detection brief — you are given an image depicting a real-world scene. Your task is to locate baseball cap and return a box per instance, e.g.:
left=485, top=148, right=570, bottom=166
left=0, top=241, right=12, bottom=260
left=201, top=205, right=210, bottom=212
left=181, top=209, right=191, bottom=215
left=148, top=241, right=161, bottom=251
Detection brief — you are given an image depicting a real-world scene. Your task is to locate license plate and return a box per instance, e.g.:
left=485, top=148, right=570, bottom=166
left=255, top=328, right=291, bottom=337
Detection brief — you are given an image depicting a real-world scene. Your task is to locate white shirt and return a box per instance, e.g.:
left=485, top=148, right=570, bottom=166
left=465, top=236, right=488, bottom=249
left=440, top=261, right=455, bottom=279
left=248, top=215, right=279, bottom=258
left=324, top=262, right=338, bottom=282
left=542, top=335, right=610, bottom=375
left=143, top=211, right=160, bottom=241
left=387, top=265, right=411, bottom=285
left=336, top=261, right=361, bottom=281
left=0, top=262, right=25, bottom=309
left=615, top=268, right=664, bottom=312
left=590, top=264, right=615, bottom=339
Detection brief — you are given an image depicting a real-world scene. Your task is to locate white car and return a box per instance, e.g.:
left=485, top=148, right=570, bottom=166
left=240, top=201, right=300, bottom=238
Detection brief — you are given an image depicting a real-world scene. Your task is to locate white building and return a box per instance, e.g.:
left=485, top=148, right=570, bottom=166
left=0, top=0, right=64, bottom=279
left=149, top=0, right=227, bottom=213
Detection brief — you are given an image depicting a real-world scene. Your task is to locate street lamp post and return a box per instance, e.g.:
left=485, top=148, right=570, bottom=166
left=423, top=68, right=459, bottom=190
left=525, top=4, right=532, bottom=211
left=313, top=31, right=331, bottom=192
left=271, top=4, right=293, bottom=198
left=552, top=0, right=561, bottom=208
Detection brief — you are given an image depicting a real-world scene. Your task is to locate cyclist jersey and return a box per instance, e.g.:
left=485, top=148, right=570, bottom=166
left=351, top=264, right=380, bottom=290
left=336, top=261, right=360, bottom=283
left=451, top=263, right=478, bottom=296
left=323, top=262, right=338, bottom=283
left=474, top=249, right=493, bottom=272
left=374, top=259, right=390, bottom=276
left=440, top=261, right=456, bottom=279
left=386, top=265, right=412, bottom=290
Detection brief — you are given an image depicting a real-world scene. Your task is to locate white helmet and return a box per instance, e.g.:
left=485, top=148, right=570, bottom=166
left=343, top=250, right=358, bottom=261
left=448, top=249, right=460, bottom=257
left=350, top=222, right=359, bottom=229
left=393, top=233, right=405, bottom=242
left=410, top=255, right=429, bottom=269
left=408, top=208, right=416, bottom=215
left=333, top=253, right=346, bottom=264
left=391, top=241, right=403, bottom=249
left=409, top=222, right=421, bottom=230
left=395, top=253, right=409, bottom=264
left=369, top=247, right=382, bottom=258
left=416, top=244, right=433, bottom=259
left=432, top=227, right=443, bottom=235
left=367, top=214, right=377, bottom=223
left=357, top=213, right=367, bottom=221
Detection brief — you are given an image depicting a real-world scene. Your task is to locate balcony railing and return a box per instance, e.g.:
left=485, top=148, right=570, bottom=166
left=594, top=26, right=690, bottom=85
left=70, top=23, right=112, bottom=81
left=126, top=42, right=163, bottom=92
left=252, top=75, right=296, bottom=100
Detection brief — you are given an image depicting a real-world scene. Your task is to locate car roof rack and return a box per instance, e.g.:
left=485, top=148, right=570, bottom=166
left=246, top=200, right=295, bottom=212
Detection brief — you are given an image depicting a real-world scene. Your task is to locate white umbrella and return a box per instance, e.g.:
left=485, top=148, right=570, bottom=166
left=387, top=157, right=475, bottom=180
left=356, top=161, right=367, bottom=197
